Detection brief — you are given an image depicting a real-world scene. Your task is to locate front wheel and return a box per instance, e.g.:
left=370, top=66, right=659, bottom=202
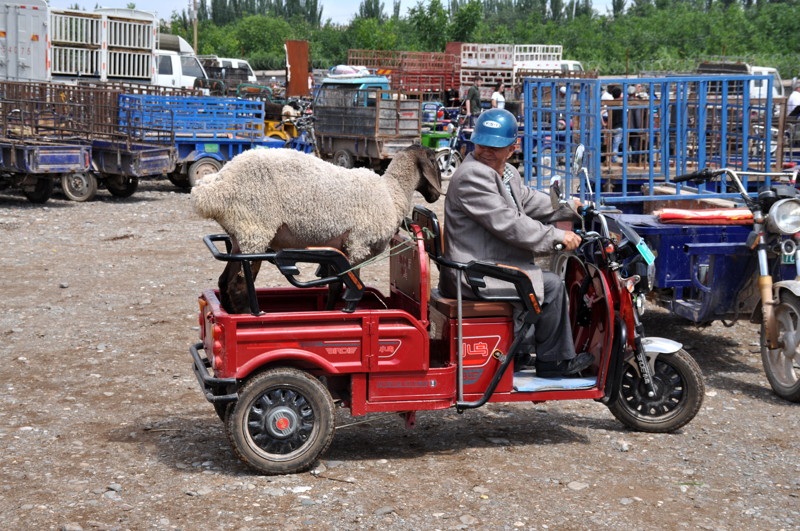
left=61, top=172, right=97, bottom=202
left=167, top=173, right=190, bottom=189
left=226, top=368, right=335, bottom=475
left=761, top=292, right=800, bottom=402
left=607, top=348, right=704, bottom=432
left=23, top=177, right=54, bottom=204
left=106, top=176, right=139, bottom=198
left=435, top=149, right=462, bottom=179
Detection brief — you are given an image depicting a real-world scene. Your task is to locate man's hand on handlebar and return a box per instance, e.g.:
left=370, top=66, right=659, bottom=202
left=561, top=231, right=582, bottom=251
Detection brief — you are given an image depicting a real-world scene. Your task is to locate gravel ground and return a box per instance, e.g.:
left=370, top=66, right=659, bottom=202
left=0, top=178, right=798, bottom=531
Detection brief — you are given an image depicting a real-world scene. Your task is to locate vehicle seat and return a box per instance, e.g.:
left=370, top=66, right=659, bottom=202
left=430, top=288, right=514, bottom=318
left=412, top=205, right=517, bottom=318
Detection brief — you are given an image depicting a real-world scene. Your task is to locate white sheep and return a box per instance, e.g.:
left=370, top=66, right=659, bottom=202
left=191, top=144, right=442, bottom=313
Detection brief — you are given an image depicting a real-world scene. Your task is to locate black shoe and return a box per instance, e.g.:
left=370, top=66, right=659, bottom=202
left=515, top=353, right=534, bottom=370
left=535, top=352, right=594, bottom=378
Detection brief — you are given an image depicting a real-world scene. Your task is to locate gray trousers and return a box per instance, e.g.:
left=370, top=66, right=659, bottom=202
left=514, top=271, right=577, bottom=363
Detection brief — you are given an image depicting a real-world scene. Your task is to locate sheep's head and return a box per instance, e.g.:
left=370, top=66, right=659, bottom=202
left=407, top=144, right=442, bottom=203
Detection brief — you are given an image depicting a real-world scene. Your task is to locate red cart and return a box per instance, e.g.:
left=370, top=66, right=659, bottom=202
left=190, top=205, right=703, bottom=475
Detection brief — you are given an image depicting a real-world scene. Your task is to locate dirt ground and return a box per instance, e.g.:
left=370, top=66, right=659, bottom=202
left=1, top=178, right=798, bottom=531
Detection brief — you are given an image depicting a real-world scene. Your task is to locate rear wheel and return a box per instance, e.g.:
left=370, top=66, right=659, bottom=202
left=61, top=172, right=97, bottom=202
left=607, top=348, right=704, bottom=432
left=761, top=292, right=800, bottom=402
left=226, top=368, right=335, bottom=475
left=332, top=149, right=355, bottom=169
left=435, top=149, right=462, bottom=179
left=106, top=175, right=139, bottom=198
left=23, top=178, right=54, bottom=204
left=188, top=159, right=222, bottom=187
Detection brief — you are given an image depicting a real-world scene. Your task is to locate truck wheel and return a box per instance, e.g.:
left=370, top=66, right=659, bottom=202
left=61, top=172, right=97, bottom=202
left=106, top=176, right=139, bottom=198
left=167, top=173, right=190, bottom=189
left=607, top=349, right=704, bottom=433
left=23, top=178, right=54, bottom=204
left=332, top=150, right=355, bottom=169
left=188, top=159, right=222, bottom=187
left=226, top=368, right=335, bottom=475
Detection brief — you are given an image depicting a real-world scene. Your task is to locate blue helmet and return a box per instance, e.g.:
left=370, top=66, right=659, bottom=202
left=470, top=109, right=518, bottom=148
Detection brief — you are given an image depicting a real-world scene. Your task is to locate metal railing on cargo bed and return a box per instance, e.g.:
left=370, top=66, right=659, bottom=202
left=0, top=80, right=173, bottom=146
left=117, top=95, right=265, bottom=140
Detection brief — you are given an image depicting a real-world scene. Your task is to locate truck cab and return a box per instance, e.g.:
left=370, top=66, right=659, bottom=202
left=315, top=73, right=392, bottom=107
left=199, top=56, right=258, bottom=85
left=155, top=34, right=208, bottom=90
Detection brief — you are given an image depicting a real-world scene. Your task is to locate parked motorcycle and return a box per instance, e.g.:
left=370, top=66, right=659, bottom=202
left=673, top=167, right=800, bottom=401
left=435, top=113, right=470, bottom=179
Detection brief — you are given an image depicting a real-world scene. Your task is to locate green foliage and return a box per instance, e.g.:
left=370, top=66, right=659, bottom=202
left=179, top=0, right=800, bottom=78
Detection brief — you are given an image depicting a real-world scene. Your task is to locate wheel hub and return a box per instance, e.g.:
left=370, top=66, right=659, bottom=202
left=266, top=406, right=299, bottom=438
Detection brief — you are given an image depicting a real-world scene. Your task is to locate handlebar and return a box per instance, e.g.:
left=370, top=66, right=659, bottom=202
left=672, top=168, right=725, bottom=183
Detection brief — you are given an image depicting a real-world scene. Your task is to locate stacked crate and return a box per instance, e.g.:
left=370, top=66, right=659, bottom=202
left=347, top=49, right=460, bottom=98
left=459, top=44, right=516, bottom=100
left=50, top=9, right=156, bottom=82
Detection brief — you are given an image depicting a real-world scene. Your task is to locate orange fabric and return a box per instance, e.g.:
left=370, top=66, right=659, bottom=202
left=657, top=208, right=753, bottom=225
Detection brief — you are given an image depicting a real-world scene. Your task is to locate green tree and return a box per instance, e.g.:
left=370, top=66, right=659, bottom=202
left=357, top=0, right=387, bottom=21
left=407, top=0, right=449, bottom=50
left=448, top=0, right=482, bottom=42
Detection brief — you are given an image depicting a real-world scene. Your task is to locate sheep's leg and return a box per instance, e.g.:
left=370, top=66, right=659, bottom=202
left=218, top=236, right=263, bottom=314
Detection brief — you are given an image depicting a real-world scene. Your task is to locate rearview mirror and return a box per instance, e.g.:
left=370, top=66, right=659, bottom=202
left=550, top=178, right=563, bottom=211
left=572, top=144, right=585, bottom=177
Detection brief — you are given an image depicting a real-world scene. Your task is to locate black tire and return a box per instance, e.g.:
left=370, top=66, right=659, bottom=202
left=188, top=159, right=222, bottom=187
left=225, top=368, right=335, bottom=475
left=761, top=292, right=800, bottom=402
left=607, top=348, right=704, bottom=433
left=168, top=173, right=190, bottom=189
left=106, top=176, right=139, bottom=198
left=435, top=149, right=462, bottom=179
left=332, top=149, right=355, bottom=169
left=61, top=172, right=97, bottom=202
left=23, top=178, right=54, bottom=204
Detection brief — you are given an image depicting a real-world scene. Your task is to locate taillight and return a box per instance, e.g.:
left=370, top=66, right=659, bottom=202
left=212, top=324, right=224, bottom=369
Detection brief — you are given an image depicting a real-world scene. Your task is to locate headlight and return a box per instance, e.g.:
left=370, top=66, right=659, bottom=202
left=767, top=198, right=800, bottom=234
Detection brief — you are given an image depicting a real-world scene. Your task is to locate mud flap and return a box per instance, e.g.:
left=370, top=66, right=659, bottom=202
left=603, top=314, right=627, bottom=404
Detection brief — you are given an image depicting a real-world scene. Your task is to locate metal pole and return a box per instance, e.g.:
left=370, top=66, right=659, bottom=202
left=456, top=272, right=464, bottom=402
left=193, top=0, right=198, bottom=53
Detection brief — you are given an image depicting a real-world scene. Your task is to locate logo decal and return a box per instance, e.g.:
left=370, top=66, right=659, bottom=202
left=483, top=120, right=502, bottom=129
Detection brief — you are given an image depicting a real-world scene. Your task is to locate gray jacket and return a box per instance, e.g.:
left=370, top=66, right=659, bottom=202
left=439, top=153, right=579, bottom=300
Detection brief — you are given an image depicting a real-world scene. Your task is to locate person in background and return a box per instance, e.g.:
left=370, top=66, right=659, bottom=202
left=491, top=81, right=506, bottom=109
left=465, top=75, right=483, bottom=124
left=787, top=85, right=800, bottom=118
left=609, top=85, right=624, bottom=163
left=439, top=109, right=593, bottom=378
left=445, top=87, right=460, bottom=108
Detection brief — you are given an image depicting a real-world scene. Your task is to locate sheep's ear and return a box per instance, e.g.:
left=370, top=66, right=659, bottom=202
left=418, top=148, right=442, bottom=194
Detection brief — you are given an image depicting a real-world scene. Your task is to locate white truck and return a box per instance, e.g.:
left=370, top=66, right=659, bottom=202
left=696, top=61, right=785, bottom=100
left=0, top=1, right=206, bottom=89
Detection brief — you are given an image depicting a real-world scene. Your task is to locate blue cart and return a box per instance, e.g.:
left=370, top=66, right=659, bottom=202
left=119, top=95, right=284, bottom=188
